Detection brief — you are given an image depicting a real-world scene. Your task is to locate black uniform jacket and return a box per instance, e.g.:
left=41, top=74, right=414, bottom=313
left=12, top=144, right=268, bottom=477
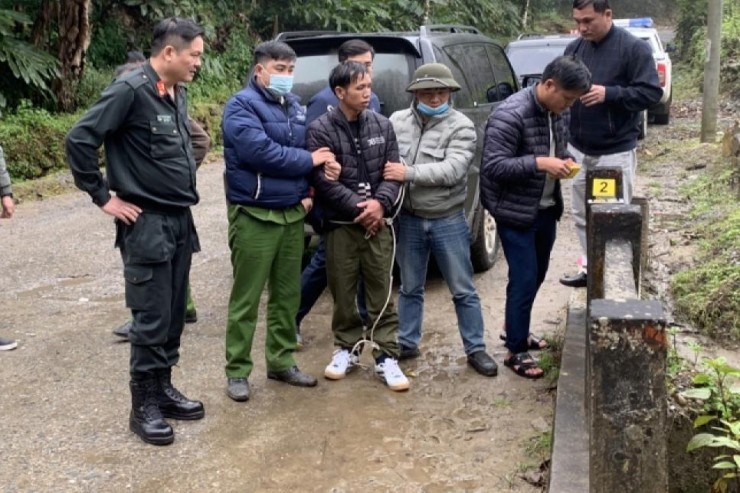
left=65, top=62, right=198, bottom=212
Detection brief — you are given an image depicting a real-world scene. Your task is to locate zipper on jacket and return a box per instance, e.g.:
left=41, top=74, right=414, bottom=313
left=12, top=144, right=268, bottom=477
left=407, top=118, right=427, bottom=215
left=254, top=173, right=262, bottom=199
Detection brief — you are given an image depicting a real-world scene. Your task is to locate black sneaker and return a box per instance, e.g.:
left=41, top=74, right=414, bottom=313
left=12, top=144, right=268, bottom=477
left=185, top=310, right=198, bottom=324
left=398, top=345, right=420, bottom=361
left=0, top=337, right=17, bottom=351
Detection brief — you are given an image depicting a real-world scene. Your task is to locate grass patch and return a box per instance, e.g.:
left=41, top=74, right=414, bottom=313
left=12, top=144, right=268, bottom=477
left=538, top=333, right=564, bottom=383
left=671, top=157, right=740, bottom=341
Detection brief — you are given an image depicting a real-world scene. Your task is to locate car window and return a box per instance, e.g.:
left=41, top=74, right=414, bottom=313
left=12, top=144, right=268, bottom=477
left=433, top=45, right=473, bottom=108
left=505, top=44, right=567, bottom=78
left=443, top=43, right=496, bottom=107
left=486, top=44, right=517, bottom=100
left=291, top=52, right=415, bottom=116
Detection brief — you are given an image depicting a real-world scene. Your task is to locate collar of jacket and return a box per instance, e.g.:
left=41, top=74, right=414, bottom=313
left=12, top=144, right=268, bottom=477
left=328, top=105, right=369, bottom=128
left=528, top=85, right=549, bottom=116
left=592, top=23, right=617, bottom=47
left=142, top=62, right=184, bottom=98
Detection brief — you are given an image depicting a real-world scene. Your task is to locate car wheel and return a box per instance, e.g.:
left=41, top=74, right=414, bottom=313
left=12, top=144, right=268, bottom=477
left=653, top=96, right=671, bottom=125
left=470, top=204, right=500, bottom=272
left=638, top=110, right=647, bottom=140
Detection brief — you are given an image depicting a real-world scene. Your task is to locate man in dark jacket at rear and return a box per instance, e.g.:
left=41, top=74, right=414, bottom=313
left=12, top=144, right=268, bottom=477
left=560, top=0, right=662, bottom=287
left=481, top=56, right=591, bottom=379
left=307, top=61, right=409, bottom=392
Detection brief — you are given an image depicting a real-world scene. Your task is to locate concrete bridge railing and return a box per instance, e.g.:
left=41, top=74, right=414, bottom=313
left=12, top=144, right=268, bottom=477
left=549, top=169, right=668, bottom=493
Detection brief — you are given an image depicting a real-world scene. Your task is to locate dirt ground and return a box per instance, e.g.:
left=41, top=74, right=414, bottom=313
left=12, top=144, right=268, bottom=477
left=0, top=153, right=583, bottom=492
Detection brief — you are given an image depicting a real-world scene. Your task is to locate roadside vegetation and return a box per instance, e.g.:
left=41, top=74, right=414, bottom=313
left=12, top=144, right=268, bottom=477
left=0, top=0, right=574, bottom=184
left=667, top=0, right=739, bottom=343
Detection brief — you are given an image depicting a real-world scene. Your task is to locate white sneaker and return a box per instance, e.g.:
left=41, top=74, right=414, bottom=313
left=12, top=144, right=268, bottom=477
left=324, top=349, right=359, bottom=380
left=375, top=357, right=410, bottom=391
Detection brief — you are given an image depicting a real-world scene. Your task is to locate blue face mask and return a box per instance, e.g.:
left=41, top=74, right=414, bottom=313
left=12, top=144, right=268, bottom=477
left=268, top=74, right=294, bottom=95
left=416, top=101, right=450, bottom=117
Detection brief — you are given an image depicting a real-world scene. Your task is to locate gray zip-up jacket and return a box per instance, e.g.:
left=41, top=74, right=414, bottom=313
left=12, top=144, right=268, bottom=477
left=389, top=106, right=476, bottom=218
left=0, top=145, right=12, bottom=197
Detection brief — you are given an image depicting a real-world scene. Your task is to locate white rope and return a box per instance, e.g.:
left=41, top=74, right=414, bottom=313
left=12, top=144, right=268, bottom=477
left=350, top=160, right=407, bottom=361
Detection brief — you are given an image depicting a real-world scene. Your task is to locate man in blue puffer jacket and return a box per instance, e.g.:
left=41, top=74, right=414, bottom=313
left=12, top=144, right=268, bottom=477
left=221, top=41, right=336, bottom=401
left=481, top=56, right=591, bottom=379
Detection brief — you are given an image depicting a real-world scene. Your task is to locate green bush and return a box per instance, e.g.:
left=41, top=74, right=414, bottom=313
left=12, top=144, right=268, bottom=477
left=75, top=65, right=115, bottom=109
left=0, top=102, right=80, bottom=181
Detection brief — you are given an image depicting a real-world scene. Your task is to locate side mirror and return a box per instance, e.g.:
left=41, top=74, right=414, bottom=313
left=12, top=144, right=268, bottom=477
left=486, top=82, right=516, bottom=103
left=521, top=75, right=541, bottom=88
left=486, top=86, right=499, bottom=103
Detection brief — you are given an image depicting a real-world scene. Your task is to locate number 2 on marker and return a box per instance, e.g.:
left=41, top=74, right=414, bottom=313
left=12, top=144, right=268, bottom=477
left=592, top=178, right=616, bottom=198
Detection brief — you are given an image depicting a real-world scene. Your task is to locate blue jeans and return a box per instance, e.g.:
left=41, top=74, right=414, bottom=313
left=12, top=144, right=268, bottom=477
left=396, top=211, right=486, bottom=355
left=296, top=235, right=368, bottom=328
left=497, top=207, right=558, bottom=355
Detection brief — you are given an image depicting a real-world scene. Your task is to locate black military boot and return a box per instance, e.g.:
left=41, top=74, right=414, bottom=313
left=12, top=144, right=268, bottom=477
left=156, top=368, right=205, bottom=420
left=129, top=378, right=174, bottom=446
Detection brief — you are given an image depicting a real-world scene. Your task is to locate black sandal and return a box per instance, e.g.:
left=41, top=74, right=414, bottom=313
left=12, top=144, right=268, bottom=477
left=499, top=333, right=549, bottom=351
left=504, top=352, right=544, bottom=379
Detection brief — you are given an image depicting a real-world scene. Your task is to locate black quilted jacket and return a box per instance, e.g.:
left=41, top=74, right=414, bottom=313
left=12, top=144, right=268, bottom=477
left=480, top=86, right=571, bottom=230
left=307, top=108, right=401, bottom=225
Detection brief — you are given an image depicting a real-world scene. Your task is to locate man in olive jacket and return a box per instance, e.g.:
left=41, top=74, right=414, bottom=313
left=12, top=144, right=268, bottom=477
left=385, top=63, right=497, bottom=377
left=65, top=18, right=205, bottom=446
left=307, top=61, right=409, bottom=392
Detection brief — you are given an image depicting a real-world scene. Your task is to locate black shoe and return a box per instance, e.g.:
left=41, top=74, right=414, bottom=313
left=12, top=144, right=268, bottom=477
left=226, top=377, right=250, bottom=402
left=129, top=378, right=174, bottom=446
left=267, top=366, right=318, bottom=387
left=185, top=310, right=198, bottom=324
left=156, top=368, right=205, bottom=420
left=398, top=345, right=420, bottom=361
left=113, top=320, right=132, bottom=339
left=559, top=272, right=587, bottom=288
left=467, top=350, right=498, bottom=377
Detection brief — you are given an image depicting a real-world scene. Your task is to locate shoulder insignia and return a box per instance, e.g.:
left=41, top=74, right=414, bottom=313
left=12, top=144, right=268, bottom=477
left=123, top=70, right=149, bottom=90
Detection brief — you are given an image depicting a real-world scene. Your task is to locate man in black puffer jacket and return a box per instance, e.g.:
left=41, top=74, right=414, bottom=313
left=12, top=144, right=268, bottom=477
left=480, top=56, right=591, bottom=379
left=307, top=61, right=409, bottom=392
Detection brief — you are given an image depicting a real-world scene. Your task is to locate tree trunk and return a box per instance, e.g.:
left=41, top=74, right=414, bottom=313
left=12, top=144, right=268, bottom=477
left=522, top=0, right=531, bottom=29
left=54, top=0, right=91, bottom=112
left=30, top=0, right=55, bottom=47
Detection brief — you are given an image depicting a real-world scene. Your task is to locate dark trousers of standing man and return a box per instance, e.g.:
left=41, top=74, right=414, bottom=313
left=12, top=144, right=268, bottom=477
left=496, top=206, right=558, bottom=355
left=116, top=209, right=200, bottom=377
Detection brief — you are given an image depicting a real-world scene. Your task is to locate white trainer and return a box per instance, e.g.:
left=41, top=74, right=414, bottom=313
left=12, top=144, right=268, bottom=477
left=375, top=357, right=410, bottom=391
left=324, top=349, right=359, bottom=380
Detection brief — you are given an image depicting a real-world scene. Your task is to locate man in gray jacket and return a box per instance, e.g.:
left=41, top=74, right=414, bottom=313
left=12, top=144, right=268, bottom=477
left=0, top=144, right=17, bottom=351
left=385, top=63, right=497, bottom=377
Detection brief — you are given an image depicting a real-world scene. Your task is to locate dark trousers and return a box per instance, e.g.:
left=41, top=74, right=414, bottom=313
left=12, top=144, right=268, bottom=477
left=116, top=209, right=199, bottom=378
left=497, top=207, right=558, bottom=355
left=297, top=235, right=368, bottom=328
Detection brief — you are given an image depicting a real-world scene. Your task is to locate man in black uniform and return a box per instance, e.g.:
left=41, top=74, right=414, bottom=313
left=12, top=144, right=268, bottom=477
left=66, top=18, right=205, bottom=446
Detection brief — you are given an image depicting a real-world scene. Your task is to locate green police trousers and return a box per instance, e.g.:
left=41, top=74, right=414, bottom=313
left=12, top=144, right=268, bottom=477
left=224, top=206, right=303, bottom=378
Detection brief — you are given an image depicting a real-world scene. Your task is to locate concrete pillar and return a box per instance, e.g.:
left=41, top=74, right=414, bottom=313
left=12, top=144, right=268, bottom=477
left=587, top=203, right=642, bottom=301
left=589, top=299, right=667, bottom=493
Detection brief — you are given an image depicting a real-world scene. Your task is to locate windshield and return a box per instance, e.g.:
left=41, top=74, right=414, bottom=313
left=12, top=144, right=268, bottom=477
left=292, top=52, right=416, bottom=116
left=505, top=45, right=567, bottom=78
